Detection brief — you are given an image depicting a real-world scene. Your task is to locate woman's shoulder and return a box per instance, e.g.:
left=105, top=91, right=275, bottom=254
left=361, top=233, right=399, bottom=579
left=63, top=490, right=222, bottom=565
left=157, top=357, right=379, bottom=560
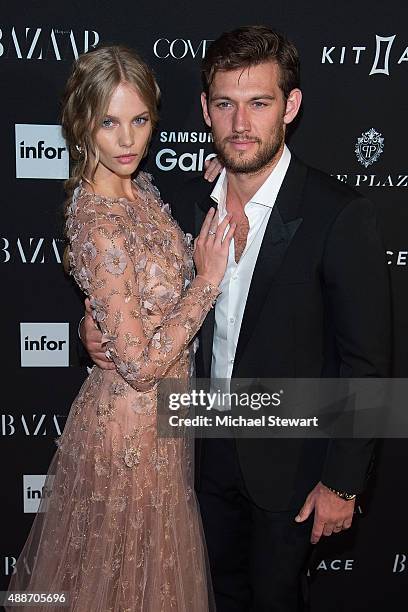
left=66, top=184, right=142, bottom=244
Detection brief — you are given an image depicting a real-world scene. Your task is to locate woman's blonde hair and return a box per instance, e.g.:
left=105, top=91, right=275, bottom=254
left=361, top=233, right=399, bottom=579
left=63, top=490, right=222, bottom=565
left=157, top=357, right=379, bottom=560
left=61, top=45, right=160, bottom=197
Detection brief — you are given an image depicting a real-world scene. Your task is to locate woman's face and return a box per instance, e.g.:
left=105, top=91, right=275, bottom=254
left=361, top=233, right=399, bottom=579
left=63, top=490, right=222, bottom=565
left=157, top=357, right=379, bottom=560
left=92, top=82, right=152, bottom=181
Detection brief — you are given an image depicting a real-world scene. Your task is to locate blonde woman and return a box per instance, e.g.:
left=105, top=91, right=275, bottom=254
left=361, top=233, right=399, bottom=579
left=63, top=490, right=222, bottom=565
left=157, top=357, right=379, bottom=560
left=6, top=46, right=234, bottom=611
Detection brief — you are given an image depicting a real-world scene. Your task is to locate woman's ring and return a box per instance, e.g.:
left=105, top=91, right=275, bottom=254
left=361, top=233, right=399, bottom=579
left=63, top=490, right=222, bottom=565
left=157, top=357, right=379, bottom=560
left=208, top=230, right=216, bottom=236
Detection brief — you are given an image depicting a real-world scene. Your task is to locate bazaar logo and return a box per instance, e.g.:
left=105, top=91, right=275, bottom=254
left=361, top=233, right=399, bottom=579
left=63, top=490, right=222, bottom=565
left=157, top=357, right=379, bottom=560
left=0, top=413, right=67, bottom=436
left=0, top=27, right=100, bottom=60
left=355, top=128, right=384, bottom=168
left=0, top=237, right=64, bottom=264
left=393, top=553, right=407, bottom=573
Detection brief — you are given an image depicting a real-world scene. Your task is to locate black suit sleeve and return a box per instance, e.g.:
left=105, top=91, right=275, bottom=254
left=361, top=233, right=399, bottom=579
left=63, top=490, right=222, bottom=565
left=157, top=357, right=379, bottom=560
left=320, top=197, right=392, bottom=493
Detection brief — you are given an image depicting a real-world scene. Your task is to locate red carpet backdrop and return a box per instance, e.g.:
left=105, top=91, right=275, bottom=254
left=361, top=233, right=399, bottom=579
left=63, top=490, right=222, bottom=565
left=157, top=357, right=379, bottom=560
left=1, top=1, right=407, bottom=609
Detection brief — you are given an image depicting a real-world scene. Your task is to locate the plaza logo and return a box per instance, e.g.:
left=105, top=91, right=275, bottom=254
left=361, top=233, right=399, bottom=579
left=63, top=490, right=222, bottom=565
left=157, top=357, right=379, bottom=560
left=153, top=38, right=213, bottom=59
left=330, top=128, right=407, bottom=189
left=1, top=413, right=67, bottom=436
left=355, top=128, right=384, bottom=168
left=321, top=34, right=407, bottom=76
left=23, top=475, right=53, bottom=513
left=20, top=322, right=69, bottom=367
left=0, top=27, right=100, bottom=60
left=0, top=237, right=64, bottom=264
left=333, top=173, right=408, bottom=188
left=15, top=124, right=69, bottom=179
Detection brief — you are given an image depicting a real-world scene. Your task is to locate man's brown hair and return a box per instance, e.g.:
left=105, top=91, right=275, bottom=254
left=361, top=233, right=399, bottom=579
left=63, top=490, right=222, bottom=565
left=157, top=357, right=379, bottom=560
left=202, top=25, right=300, bottom=100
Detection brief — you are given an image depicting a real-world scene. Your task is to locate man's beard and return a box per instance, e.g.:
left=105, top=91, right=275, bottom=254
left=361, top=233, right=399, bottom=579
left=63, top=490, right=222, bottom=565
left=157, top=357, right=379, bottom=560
left=213, top=124, right=285, bottom=174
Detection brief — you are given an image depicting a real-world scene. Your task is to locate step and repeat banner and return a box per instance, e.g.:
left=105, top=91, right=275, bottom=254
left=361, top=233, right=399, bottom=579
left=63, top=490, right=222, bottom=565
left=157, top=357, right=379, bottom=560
left=1, top=1, right=407, bottom=610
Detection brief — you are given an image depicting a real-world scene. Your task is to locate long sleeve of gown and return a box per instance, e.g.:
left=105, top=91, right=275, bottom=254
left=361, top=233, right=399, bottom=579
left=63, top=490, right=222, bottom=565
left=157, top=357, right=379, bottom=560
left=71, top=215, right=220, bottom=392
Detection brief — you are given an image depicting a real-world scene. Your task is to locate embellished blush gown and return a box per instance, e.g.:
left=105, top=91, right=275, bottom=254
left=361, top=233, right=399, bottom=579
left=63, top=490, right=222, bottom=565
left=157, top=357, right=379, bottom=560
left=6, top=172, right=219, bottom=611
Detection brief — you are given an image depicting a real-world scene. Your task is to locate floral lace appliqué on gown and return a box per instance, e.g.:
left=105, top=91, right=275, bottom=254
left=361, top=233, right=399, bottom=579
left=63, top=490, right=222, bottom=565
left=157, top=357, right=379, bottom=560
left=6, top=172, right=219, bottom=611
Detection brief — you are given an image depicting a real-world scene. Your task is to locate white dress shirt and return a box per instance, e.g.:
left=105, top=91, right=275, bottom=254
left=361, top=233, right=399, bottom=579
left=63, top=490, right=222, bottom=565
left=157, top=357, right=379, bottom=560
left=210, top=145, right=291, bottom=387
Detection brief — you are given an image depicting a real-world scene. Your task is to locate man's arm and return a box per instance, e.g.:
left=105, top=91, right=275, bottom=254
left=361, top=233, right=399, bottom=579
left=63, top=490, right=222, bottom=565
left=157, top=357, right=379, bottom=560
left=320, top=196, right=391, bottom=490
left=295, top=196, right=391, bottom=542
left=79, top=298, right=115, bottom=370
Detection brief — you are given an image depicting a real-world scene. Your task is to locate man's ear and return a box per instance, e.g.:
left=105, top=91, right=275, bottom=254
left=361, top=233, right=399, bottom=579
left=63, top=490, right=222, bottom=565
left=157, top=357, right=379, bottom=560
left=201, top=92, right=212, bottom=128
left=283, top=88, right=302, bottom=126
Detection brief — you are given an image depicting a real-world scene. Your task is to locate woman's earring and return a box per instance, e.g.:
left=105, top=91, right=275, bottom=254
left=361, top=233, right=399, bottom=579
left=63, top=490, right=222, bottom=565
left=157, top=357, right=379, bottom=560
left=75, top=144, right=83, bottom=154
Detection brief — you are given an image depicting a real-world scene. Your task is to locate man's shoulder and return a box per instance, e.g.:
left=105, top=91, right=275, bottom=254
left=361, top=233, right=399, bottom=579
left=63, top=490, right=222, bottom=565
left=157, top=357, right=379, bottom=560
left=301, top=158, right=365, bottom=205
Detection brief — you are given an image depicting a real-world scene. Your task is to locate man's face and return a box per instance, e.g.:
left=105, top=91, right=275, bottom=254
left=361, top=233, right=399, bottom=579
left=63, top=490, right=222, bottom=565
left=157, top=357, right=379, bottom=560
left=201, top=61, right=301, bottom=174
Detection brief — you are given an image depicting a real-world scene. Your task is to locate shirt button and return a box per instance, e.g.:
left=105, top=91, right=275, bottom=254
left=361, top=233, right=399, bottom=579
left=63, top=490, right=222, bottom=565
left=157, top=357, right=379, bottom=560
left=229, top=317, right=235, bottom=324
left=232, top=275, right=237, bottom=281
left=229, top=359, right=234, bottom=364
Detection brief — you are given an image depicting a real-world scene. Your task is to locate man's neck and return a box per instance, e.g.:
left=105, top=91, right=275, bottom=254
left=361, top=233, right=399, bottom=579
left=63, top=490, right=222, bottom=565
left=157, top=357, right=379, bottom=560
left=225, top=144, right=284, bottom=210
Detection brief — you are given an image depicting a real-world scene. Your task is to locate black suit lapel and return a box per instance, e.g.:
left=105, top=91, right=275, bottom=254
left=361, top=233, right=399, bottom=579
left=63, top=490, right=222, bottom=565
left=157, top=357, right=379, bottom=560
left=192, top=156, right=307, bottom=378
left=233, top=156, right=307, bottom=372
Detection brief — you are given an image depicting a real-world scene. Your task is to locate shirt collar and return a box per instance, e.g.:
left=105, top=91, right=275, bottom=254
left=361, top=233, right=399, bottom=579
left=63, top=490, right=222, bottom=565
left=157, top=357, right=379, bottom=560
left=210, top=144, right=291, bottom=216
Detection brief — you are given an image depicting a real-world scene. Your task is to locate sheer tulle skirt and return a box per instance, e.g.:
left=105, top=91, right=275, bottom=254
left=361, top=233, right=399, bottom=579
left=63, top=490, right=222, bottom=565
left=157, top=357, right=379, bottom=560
left=6, top=367, right=213, bottom=611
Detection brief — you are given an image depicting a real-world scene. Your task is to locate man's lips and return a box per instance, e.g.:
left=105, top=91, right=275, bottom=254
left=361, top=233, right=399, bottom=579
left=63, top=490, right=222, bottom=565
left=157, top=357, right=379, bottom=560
left=227, top=139, right=258, bottom=150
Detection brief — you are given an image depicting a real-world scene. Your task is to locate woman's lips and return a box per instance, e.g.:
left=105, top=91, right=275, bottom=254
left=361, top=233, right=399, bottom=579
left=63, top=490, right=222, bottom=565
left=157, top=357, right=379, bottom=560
left=115, top=154, right=137, bottom=164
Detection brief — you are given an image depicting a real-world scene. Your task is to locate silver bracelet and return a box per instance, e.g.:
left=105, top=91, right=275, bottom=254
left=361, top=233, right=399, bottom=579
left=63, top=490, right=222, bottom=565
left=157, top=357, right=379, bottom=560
left=77, top=316, right=85, bottom=342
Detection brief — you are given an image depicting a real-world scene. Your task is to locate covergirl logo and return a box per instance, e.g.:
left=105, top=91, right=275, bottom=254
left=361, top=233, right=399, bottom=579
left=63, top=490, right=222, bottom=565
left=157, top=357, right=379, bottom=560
left=153, top=38, right=213, bottom=59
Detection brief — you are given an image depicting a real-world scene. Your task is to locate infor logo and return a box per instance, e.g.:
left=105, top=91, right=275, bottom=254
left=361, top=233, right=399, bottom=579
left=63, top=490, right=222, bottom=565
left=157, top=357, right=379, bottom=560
left=15, top=124, right=69, bottom=179
left=20, top=322, right=69, bottom=367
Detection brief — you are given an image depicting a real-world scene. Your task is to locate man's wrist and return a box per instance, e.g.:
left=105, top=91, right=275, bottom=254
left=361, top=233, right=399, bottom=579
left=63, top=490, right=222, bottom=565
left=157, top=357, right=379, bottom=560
left=323, top=483, right=357, bottom=501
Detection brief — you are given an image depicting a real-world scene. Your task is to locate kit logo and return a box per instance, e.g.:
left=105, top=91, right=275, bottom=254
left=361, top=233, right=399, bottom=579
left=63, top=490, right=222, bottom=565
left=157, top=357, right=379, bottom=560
left=321, top=34, right=407, bottom=76
left=0, top=27, right=99, bottom=60
left=23, top=475, right=53, bottom=513
left=355, top=128, right=384, bottom=168
left=15, top=124, right=69, bottom=179
left=20, top=322, right=69, bottom=367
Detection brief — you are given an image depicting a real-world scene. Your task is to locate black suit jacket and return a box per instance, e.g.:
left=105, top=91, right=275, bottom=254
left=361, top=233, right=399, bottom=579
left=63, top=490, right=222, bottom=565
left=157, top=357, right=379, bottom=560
left=171, top=155, right=391, bottom=511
